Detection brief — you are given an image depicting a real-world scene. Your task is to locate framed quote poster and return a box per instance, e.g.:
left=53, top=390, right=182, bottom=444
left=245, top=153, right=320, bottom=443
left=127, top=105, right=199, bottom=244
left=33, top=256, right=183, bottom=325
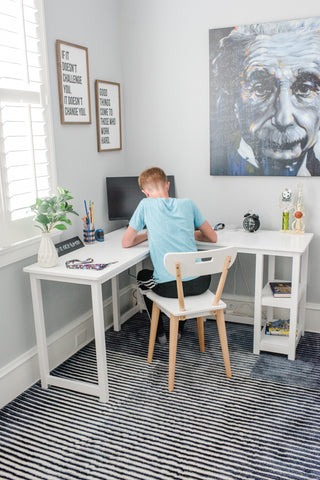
left=95, top=80, right=122, bottom=151
left=56, top=40, right=91, bottom=124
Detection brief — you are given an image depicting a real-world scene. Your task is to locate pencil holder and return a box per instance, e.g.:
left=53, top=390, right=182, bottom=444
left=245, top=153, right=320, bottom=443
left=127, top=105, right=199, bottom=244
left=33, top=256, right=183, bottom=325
left=83, top=225, right=95, bottom=244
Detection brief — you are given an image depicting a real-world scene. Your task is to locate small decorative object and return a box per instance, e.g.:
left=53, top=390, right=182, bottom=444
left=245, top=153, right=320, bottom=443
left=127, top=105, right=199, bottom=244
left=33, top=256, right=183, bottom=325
left=95, top=229, right=104, bottom=241
left=95, top=80, right=122, bottom=152
left=213, top=222, right=225, bottom=231
left=279, top=188, right=294, bottom=232
left=31, top=187, right=79, bottom=267
left=37, top=233, right=59, bottom=268
left=55, top=236, right=84, bottom=257
left=292, top=183, right=305, bottom=234
left=243, top=211, right=260, bottom=232
left=65, top=258, right=118, bottom=270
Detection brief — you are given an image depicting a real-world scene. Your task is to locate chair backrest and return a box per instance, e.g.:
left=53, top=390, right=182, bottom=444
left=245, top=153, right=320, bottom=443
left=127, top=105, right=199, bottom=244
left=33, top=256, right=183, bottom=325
left=164, top=247, right=237, bottom=278
left=164, top=247, right=237, bottom=311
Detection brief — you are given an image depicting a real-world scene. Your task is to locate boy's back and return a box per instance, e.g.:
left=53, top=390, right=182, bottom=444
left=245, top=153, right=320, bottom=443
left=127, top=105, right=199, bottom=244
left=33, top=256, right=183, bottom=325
left=129, top=197, right=205, bottom=282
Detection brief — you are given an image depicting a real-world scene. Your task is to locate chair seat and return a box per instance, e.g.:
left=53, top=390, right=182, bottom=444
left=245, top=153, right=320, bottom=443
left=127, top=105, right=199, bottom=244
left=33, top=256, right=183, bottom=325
left=145, top=289, right=226, bottom=319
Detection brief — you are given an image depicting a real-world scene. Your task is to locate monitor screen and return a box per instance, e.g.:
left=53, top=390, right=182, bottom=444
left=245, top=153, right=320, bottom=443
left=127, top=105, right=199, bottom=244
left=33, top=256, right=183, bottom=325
left=106, top=175, right=175, bottom=221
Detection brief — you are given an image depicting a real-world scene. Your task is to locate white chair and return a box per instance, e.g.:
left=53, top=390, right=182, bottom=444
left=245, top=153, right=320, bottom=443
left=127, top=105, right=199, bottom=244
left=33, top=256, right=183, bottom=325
left=145, top=247, right=237, bottom=391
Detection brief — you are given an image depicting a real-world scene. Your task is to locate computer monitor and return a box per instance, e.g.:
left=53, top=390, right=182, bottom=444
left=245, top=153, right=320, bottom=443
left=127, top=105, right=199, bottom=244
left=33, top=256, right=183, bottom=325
left=106, top=175, right=175, bottom=221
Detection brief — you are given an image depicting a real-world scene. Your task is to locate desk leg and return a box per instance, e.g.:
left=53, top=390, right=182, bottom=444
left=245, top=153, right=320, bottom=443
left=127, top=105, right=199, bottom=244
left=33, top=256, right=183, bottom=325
left=30, top=275, right=49, bottom=389
left=135, top=262, right=145, bottom=313
left=91, top=283, right=109, bottom=402
left=288, top=255, right=300, bottom=361
left=267, top=255, right=275, bottom=324
left=299, top=247, right=309, bottom=336
left=111, top=276, right=121, bottom=332
left=253, top=253, right=264, bottom=355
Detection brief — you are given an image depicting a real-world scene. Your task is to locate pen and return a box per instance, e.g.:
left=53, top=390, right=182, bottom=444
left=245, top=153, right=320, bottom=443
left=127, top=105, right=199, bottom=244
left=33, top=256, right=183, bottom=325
left=84, top=200, right=90, bottom=226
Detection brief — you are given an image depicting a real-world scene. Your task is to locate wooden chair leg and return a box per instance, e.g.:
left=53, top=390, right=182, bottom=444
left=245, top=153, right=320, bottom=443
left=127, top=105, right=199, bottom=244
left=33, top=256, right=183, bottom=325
left=168, top=315, right=179, bottom=392
left=197, top=317, right=205, bottom=352
left=147, top=302, right=160, bottom=363
left=216, top=310, right=232, bottom=378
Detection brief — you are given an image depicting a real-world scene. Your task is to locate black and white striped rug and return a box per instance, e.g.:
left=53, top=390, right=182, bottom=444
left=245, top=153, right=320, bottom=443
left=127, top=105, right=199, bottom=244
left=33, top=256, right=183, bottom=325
left=1, top=315, right=320, bottom=480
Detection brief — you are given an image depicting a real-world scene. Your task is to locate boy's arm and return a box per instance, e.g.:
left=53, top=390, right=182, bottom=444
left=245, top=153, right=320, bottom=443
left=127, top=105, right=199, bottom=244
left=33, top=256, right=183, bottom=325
left=194, top=220, right=217, bottom=243
left=122, top=226, right=148, bottom=248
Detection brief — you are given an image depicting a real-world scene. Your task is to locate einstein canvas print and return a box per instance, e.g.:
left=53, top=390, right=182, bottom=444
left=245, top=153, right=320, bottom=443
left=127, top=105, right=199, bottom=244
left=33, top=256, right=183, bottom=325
left=209, top=17, right=320, bottom=176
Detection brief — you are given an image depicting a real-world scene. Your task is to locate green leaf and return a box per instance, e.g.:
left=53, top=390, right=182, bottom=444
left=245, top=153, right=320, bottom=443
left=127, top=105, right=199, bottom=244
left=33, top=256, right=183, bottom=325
left=38, top=204, right=50, bottom=214
left=36, top=213, right=50, bottom=224
left=57, top=216, right=72, bottom=225
left=54, top=224, right=67, bottom=230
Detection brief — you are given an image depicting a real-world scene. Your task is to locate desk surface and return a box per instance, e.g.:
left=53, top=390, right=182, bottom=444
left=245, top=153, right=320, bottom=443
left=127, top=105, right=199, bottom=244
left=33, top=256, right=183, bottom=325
left=23, top=228, right=149, bottom=282
left=199, top=229, right=313, bottom=256
left=24, top=227, right=313, bottom=281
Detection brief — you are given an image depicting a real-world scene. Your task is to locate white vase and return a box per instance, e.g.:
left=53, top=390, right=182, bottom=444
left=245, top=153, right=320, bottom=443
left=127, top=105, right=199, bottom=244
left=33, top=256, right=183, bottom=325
left=38, top=232, right=58, bottom=268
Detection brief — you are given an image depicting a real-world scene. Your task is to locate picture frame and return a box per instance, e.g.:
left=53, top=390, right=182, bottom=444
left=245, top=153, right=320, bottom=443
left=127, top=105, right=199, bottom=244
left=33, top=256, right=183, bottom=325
left=95, top=80, right=122, bottom=152
left=56, top=40, right=91, bottom=124
left=209, top=16, right=320, bottom=176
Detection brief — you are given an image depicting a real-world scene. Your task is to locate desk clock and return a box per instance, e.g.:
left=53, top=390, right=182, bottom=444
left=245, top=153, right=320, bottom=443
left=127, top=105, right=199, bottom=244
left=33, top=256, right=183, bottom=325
left=243, top=212, right=260, bottom=232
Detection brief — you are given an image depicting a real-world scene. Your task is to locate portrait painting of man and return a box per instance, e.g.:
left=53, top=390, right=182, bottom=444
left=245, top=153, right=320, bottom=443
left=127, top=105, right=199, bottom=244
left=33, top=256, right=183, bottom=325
left=209, top=17, right=320, bottom=176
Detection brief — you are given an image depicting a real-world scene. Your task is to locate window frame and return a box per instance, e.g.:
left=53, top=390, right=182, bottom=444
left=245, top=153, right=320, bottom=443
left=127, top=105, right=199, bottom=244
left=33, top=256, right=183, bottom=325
left=0, top=0, right=58, bottom=268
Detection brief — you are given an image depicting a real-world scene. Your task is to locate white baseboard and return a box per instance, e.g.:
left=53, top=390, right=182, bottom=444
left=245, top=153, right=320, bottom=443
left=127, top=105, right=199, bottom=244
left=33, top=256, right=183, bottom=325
left=1, top=289, right=319, bottom=409
left=303, top=302, right=320, bottom=333
left=0, top=285, right=138, bottom=409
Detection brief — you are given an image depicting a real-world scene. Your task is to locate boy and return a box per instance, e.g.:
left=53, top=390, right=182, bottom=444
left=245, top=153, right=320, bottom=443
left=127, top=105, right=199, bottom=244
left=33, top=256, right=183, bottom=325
left=122, top=167, right=217, bottom=344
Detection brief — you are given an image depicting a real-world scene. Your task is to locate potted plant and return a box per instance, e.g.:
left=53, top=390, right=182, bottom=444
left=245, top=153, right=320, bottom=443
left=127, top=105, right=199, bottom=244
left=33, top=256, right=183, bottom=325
left=31, top=187, right=78, bottom=267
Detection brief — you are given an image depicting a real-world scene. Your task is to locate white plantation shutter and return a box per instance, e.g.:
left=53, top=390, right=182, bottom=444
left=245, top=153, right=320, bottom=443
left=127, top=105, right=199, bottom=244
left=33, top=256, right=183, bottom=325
left=0, top=0, right=56, bottom=248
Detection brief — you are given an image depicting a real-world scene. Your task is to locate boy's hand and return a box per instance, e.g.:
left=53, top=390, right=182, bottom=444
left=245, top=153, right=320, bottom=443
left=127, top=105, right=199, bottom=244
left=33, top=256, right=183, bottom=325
left=122, top=226, right=148, bottom=248
left=194, top=221, right=217, bottom=243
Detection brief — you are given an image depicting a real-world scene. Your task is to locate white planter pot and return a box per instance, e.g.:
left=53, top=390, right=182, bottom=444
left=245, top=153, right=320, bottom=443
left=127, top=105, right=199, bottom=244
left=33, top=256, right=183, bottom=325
left=38, top=233, right=58, bottom=268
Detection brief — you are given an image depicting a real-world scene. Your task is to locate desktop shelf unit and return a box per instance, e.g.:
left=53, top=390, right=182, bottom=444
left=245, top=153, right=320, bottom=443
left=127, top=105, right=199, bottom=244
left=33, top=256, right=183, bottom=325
left=253, top=243, right=312, bottom=361
left=259, top=277, right=305, bottom=356
left=199, top=229, right=313, bottom=361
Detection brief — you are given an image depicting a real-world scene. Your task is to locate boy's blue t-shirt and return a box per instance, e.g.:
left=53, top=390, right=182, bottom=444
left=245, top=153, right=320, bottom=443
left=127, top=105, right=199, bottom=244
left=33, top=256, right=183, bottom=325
left=129, top=197, right=205, bottom=283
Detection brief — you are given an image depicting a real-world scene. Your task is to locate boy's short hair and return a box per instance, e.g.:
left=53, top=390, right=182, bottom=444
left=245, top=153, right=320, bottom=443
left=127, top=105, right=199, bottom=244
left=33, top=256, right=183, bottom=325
left=138, top=167, right=167, bottom=191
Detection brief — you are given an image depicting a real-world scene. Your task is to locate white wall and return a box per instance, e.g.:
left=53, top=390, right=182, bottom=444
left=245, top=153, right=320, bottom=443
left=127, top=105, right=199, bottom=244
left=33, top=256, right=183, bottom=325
left=45, top=0, right=127, bottom=233
left=120, top=0, right=320, bottom=302
left=0, top=0, right=126, bottom=371
left=1, top=0, right=320, bottom=407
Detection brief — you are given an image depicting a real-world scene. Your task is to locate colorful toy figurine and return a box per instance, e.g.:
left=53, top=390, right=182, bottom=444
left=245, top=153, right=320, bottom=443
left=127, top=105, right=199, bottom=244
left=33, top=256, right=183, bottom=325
left=279, top=188, right=294, bottom=232
left=292, top=183, right=305, bottom=234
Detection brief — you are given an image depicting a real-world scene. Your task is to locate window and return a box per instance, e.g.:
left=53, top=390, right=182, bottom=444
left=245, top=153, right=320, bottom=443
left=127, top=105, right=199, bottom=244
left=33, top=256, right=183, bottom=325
left=0, top=0, right=56, bottom=259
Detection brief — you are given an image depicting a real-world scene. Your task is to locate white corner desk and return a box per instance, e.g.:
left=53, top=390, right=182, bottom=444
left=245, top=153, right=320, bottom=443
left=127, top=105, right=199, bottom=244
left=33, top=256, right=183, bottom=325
left=24, top=227, right=313, bottom=402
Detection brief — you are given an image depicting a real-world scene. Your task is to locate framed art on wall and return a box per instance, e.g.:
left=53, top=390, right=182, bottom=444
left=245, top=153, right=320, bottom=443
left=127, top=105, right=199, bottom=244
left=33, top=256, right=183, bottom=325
left=209, top=16, right=320, bottom=176
left=95, top=80, right=122, bottom=152
left=56, top=40, right=91, bottom=124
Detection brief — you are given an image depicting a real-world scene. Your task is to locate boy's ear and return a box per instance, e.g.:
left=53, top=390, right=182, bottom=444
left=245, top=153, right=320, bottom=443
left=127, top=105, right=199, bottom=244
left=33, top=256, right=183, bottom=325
left=142, top=189, right=150, bottom=198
